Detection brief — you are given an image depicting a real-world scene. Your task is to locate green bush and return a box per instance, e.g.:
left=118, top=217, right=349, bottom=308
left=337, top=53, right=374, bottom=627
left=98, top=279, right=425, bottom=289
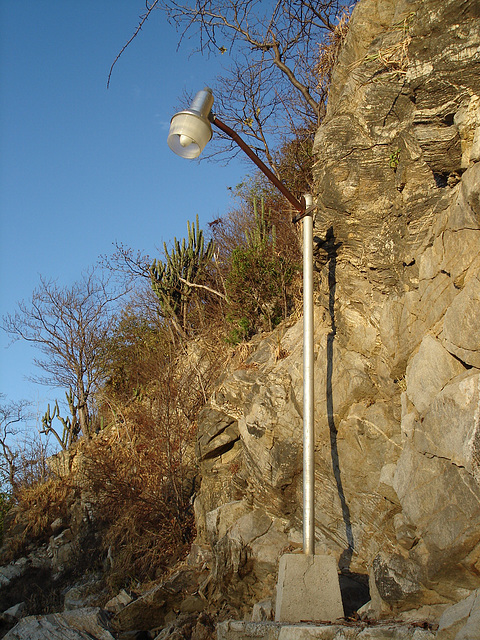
left=224, top=200, right=298, bottom=343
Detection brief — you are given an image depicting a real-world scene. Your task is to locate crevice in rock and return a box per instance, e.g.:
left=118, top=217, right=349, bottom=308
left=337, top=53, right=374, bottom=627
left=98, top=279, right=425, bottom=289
left=339, top=571, right=370, bottom=618
left=201, top=437, right=241, bottom=461
left=446, top=350, right=472, bottom=370
left=442, top=113, right=455, bottom=126
left=421, top=450, right=466, bottom=470
left=246, top=521, right=273, bottom=547
left=433, top=172, right=449, bottom=188
left=246, top=422, right=265, bottom=439
left=206, top=420, right=237, bottom=445
left=382, top=85, right=406, bottom=126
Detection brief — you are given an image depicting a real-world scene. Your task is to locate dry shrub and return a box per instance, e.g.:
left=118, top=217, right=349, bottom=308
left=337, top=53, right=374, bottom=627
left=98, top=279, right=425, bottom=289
left=81, top=411, right=196, bottom=590
left=209, top=182, right=301, bottom=265
left=13, top=434, right=51, bottom=492
left=2, top=476, right=73, bottom=561
left=89, top=332, right=225, bottom=589
left=315, top=10, right=351, bottom=96
left=207, top=186, right=302, bottom=343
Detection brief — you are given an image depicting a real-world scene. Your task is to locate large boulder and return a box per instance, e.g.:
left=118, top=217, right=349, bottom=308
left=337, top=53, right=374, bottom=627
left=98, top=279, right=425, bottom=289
left=3, top=608, right=114, bottom=640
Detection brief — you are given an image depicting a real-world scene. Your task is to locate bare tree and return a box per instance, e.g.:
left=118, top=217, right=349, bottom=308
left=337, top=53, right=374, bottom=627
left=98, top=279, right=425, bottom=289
left=2, top=269, right=126, bottom=441
left=109, top=0, right=352, bottom=176
left=183, top=0, right=351, bottom=172
left=0, top=396, right=30, bottom=491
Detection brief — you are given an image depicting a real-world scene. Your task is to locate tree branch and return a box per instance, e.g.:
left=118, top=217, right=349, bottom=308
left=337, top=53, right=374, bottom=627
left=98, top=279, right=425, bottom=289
left=107, top=0, right=160, bottom=88
left=177, top=276, right=227, bottom=300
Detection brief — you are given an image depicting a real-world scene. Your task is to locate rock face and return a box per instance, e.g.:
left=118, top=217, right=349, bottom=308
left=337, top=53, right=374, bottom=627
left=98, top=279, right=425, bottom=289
left=2, top=608, right=114, bottom=640
left=194, top=0, right=480, bottom=619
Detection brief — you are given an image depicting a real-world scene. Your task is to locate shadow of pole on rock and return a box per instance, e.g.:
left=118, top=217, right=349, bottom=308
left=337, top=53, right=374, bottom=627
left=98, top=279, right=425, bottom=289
left=318, top=227, right=354, bottom=571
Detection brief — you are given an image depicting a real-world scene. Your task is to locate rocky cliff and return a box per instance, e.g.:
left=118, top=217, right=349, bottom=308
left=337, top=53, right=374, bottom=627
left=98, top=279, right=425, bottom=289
left=194, top=0, right=480, bottom=620
left=2, top=1, right=480, bottom=637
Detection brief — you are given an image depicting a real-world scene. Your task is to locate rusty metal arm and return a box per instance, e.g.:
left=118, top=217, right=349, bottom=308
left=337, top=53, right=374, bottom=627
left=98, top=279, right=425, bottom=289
left=210, top=114, right=306, bottom=218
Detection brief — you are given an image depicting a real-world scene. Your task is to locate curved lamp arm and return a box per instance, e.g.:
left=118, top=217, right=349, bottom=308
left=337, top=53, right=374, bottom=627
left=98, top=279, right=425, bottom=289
left=167, top=88, right=307, bottom=220
left=210, top=114, right=305, bottom=216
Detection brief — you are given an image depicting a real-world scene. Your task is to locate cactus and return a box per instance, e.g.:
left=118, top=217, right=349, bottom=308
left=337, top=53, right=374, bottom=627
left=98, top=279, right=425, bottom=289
left=245, top=199, right=276, bottom=251
left=40, top=389, right=80, bottom=450
left=150, top=215, right=215, bottom=334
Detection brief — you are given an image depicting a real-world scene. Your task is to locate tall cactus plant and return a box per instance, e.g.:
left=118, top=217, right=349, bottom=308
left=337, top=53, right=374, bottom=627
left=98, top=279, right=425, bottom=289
left=151, top=215, right=215, bottom=335
left=41, top=389, right=80, bottom=450
left=245, top=198, right=276, bottom=251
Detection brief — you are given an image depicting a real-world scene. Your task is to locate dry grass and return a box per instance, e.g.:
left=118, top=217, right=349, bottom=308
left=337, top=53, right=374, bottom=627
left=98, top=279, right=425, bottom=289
left=80, top=412, right=197, bottom=590
left=352, top=12, right=415, bottom=76
left=87, top=336, right=225, bottom=589
left=1, top=476, right=73, bottom=561
left=315, top=10, right=351, bottom=94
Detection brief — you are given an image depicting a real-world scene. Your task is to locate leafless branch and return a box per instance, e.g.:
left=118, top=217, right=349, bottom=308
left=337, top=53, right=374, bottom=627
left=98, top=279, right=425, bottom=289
left=107, top=0, right=161, bottom=88
left=177, top=276, right=227, bottom=300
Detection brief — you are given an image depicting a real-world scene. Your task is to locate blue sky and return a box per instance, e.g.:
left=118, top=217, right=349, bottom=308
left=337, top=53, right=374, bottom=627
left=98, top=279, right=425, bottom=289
left=0, top=2, right=246, bottom=419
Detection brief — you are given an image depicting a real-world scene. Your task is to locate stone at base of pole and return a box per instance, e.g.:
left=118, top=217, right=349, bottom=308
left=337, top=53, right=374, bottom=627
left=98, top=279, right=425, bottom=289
left=275, top=554, right=344, bottom=623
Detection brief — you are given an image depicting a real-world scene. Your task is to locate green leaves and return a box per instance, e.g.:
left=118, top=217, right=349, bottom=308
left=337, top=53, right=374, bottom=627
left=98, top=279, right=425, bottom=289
left=225, top=199, right=297, bottom=343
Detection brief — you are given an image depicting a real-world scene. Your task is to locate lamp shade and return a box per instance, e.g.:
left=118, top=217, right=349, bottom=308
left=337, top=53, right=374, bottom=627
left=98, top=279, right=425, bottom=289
left=167, top=88, right=214, bottom=159
left=168, top=112, right=212, bottom=159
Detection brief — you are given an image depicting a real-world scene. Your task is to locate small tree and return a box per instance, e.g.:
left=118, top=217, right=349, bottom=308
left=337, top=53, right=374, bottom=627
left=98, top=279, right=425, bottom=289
left=0, top=396, right=30, bottom=492
left=3, top=269, right=125, bottom=441
left=109, top=1, right=352, bottom=180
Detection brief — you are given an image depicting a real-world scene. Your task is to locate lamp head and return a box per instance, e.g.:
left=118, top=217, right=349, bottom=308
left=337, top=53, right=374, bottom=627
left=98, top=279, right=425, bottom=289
left=167, top=88, right=214, bottom=159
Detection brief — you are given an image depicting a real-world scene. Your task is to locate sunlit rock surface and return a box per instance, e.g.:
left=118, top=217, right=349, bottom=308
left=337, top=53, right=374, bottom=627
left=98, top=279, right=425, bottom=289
left=195, top=0, right=480, bottom=620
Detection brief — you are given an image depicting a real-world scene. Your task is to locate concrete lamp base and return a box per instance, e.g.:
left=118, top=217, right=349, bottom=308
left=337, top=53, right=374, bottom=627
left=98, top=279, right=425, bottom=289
left=275, top=554, right=344, bottom=623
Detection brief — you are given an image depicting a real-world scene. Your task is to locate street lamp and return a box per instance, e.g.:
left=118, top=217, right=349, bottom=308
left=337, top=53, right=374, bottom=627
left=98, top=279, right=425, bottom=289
left=168, top=87, right=316, bottom=556
left=168, top=88, right=214, bottom=159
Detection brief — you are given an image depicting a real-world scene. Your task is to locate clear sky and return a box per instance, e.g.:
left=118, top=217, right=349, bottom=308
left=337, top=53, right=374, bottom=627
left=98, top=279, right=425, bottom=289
left=0, top=2, right=246, bottom=420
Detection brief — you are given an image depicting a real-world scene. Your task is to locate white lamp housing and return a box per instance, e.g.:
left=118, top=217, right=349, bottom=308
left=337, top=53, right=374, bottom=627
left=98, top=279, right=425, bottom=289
left=167, top=88, right=214, bottom=159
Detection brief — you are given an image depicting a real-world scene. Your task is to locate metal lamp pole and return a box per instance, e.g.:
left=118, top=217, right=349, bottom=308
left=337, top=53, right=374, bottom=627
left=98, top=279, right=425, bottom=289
left=302, top=194, right=315, bottom=555
left=168, top=88, right=316, bottom=555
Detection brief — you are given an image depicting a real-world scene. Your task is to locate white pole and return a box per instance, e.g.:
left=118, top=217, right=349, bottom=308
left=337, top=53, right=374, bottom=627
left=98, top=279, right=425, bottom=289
left=303, top=193, right=315, bottom=555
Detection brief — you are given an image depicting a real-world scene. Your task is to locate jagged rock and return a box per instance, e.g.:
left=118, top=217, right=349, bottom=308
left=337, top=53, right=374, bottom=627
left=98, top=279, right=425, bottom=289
left=371, top=552, right=422, bottom=605
left=251, top=600, right=274, bottom=622
left=112, top=567, right=205, bottom=632
left=414, top=371, right=480, bottom=477
left=3, top=607, right=114, bottom=640
left=217, top=620, right=436, bottom=640
left=405, top=335, right=465, bottom=414
left=0, top=558, right=29, bottom=587
left=228, top=509, right=272, bottom=548
left=393, top=514, right=417, bottom=551
left=50, top=518, right=66, bottom=535
left=151, top=612, right=215, bottom=640
left=64, top=577, right=104, bottom=611
left=1, top=602, right=26, bottom=623
left=206, top=501, right=251, bottom=543
left=393, top=441, right=480, bottom=598
left=196, top=408, right=240, bottom=462
left=104, top=589, right=135, bottom=614
left=442, top=273, right=480, bottom=368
